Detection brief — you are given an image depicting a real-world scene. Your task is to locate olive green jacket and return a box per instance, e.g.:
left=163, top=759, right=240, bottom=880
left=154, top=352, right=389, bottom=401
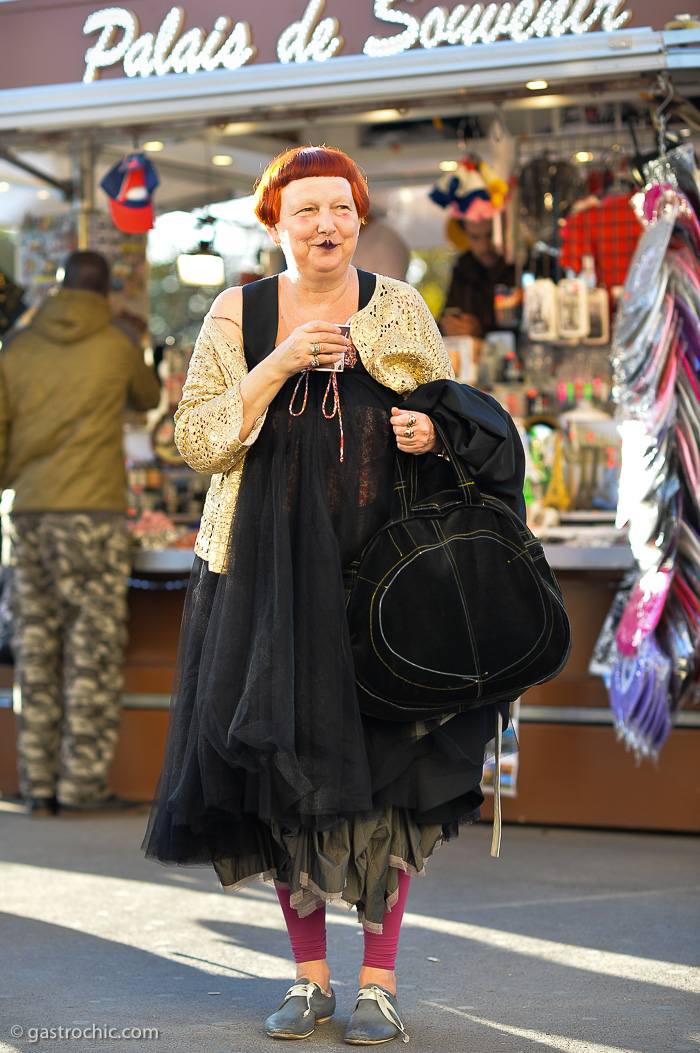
left=0, top=288, right=161, bottom=513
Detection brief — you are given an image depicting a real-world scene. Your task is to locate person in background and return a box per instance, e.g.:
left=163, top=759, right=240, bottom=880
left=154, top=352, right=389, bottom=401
left=0, top=250, right=161, bottom=817
left=352, top=211, right=410, bottom=280
left=439, top=216, right=515, bottom=337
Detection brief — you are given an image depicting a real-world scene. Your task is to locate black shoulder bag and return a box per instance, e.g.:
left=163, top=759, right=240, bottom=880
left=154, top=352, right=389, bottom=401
left=346, top=425, right=572, bottom=721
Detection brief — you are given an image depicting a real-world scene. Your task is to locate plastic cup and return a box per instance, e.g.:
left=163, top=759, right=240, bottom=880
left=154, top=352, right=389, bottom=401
left=316, top=323, right=349, bottom=371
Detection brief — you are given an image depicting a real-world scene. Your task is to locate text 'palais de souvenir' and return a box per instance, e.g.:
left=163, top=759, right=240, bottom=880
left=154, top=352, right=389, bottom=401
left=83, top=0, right=632, bottom=82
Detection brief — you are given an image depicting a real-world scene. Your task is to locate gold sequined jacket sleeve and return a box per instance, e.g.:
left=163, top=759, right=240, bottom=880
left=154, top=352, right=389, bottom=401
left=175, top=313, right=266, bottom=573
left=174, top=314, right=265, bottom=474
left=352, top=275, right=455, bottom=391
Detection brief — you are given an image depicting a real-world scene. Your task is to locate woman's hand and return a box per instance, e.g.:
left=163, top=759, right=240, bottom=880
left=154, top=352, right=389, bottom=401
left=270, top=322, right=348, bottom=379
left=390, top=407, right=441, bottom=455
left=239, top=321, right=348, bottom=441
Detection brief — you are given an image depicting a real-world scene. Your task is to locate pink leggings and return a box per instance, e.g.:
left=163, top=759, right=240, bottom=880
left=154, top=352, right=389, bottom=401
left=276, top=870, right=411, bottom=971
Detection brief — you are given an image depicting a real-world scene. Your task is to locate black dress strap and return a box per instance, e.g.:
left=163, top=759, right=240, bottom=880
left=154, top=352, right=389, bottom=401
left=241, top=270, right=377, bottom=370
left=357, top=269, right=376, bottom=311
left=241, top=276, right=279, bottom=370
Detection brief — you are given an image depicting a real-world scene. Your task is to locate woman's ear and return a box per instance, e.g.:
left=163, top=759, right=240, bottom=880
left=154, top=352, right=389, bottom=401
left=266, top=225, right=281, bottom=246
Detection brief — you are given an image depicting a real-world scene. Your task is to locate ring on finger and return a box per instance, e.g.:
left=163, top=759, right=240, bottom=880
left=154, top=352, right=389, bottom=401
left=407, top=414, right=417, bottom=427
left=311, top=342, right=321, bottom=356
left=310, top=354, right=320, bottom=369
left=403, top=427, right=415, bottom=438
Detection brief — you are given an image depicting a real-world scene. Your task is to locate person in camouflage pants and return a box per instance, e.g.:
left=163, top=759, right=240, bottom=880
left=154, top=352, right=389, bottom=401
left=10, top=513, right=130, bottom=807
left=0, top=251, right=161, bottom=814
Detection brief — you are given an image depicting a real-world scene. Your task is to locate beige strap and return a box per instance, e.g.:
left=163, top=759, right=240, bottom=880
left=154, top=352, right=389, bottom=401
left=490, top=708, right=503, bottom=858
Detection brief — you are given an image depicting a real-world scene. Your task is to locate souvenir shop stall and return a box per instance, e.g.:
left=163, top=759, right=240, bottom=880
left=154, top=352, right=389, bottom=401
left=593, top=148, right=700, bottom=755
left=422, top=101, right=700, bottom=832
left=0, top=0, right=698, bottom=827
left=520, top=139, right=700, bottom=824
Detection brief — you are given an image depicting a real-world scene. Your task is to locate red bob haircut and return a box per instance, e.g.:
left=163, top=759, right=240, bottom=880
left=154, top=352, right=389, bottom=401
left=253, top=146, right=370, bottom=227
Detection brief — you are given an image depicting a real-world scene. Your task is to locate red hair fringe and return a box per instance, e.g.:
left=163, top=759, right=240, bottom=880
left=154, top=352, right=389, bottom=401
left=254, top=146, right=370, bottom=227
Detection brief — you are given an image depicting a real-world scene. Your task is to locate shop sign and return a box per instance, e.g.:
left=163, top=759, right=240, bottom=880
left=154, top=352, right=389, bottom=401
left=83, top=0, right=632, bottom=82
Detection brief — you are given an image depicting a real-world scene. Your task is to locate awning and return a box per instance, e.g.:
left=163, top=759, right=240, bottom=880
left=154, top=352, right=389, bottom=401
left=1, top=28, right=699, bottom=134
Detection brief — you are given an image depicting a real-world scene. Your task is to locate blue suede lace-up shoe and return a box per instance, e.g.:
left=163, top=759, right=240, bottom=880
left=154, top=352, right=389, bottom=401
left=343, top=984, right=409, bottom=1045
left=265, top=978, right=336, bottom=1040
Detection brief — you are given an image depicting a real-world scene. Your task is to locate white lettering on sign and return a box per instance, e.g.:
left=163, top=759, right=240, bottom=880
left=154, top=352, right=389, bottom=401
left=364, top=0, right=631, bottom=55
left=83, top=0, right=633, bottom=81
left=277, top=0, right=343, bottom=63
left=83, top=6, right=255, bottom=82
left=83, top=7, right=137, bottom=81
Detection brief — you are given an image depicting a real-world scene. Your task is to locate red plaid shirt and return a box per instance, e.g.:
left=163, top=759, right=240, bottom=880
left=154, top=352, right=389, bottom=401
left=560, top=194, right=642, bottom=289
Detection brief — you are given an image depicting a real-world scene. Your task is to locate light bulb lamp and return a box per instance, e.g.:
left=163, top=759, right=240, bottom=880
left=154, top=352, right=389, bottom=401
left=176, top=241, right=225, bottom=286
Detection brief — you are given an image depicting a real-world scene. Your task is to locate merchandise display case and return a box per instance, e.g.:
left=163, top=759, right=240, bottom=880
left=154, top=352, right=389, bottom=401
left=123, top=342, right=206, bottom=553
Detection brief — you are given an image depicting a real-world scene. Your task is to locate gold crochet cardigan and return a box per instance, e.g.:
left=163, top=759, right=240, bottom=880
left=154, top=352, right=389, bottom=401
left=175, top=275, right=455, bottom=573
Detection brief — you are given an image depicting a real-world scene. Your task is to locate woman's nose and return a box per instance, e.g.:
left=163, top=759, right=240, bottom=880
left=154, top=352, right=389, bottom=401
left=317, top=209, right=336, bottom=233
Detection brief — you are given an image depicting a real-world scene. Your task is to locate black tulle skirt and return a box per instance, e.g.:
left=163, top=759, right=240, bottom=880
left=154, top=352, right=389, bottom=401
left=143, top=363, right=509, bottom=929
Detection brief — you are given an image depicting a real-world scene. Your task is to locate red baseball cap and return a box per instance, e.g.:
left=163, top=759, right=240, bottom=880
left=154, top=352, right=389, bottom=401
left=100, top=153, right=159, bottom=234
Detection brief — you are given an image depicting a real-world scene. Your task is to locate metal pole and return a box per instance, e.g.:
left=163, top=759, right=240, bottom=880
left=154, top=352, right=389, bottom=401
left=73, top=137, right=96, bottom=249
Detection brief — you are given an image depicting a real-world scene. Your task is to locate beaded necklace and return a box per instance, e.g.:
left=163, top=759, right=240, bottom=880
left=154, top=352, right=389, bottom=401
left=289, top=364, right=345, bottom=463
left=282, top=273, right=358, bottom=465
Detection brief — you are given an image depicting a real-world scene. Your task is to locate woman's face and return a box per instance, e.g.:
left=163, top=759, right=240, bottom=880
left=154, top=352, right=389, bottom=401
left=269, top=176, right=361, bottom=277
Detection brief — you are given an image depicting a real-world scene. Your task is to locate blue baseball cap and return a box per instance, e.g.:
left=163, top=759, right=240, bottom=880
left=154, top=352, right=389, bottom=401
left=100, top=153, right=159, bottom=234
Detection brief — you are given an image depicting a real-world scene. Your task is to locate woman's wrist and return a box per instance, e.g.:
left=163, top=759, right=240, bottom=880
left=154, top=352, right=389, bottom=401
left=239, top=361, right=285, bottom=439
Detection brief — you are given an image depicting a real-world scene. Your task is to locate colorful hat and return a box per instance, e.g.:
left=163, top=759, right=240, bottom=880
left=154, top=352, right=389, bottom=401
left=100, top=153, right=159, bottom=234
left=429, top=153, right=509, bottom=220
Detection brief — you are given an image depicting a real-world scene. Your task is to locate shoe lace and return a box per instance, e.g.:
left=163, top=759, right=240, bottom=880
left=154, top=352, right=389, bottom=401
left=282, top=981, right=321, bottom=1019
left=355, top=986, right=410, bottom=1043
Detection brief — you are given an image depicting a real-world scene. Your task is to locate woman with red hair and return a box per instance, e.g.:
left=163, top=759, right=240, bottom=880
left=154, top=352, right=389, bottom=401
left=144, top=146, right=524, bottom=1045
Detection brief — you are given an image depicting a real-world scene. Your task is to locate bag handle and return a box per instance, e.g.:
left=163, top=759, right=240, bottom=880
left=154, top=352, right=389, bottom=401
left=345, top=421, right=483, bottom=589
left=393, top=420, right=483, bottom=520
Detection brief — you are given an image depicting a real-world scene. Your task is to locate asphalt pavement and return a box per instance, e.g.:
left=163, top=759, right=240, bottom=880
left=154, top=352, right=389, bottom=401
left=0, top=800, right=698, bottom=1053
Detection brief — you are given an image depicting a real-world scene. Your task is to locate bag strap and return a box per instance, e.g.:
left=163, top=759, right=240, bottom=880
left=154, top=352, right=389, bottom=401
left=345, top=423, right=483, bottom=588
left=490, top=707, right=503, bottom=858
left=392, top=420, right=483, bottom=520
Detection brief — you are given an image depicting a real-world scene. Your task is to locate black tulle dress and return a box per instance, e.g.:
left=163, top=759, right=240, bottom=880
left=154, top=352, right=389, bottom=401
left=143, top=272, right=523, bottom=930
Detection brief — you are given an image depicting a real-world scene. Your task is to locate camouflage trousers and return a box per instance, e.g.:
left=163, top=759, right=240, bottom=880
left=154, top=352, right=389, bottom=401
left=9, top=513, right=130, bottom=806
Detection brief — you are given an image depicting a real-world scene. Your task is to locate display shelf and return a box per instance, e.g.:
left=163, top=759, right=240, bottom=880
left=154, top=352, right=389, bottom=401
left=127, top=542, right=631, bottom=575
left=125, top=459, right=209, bottom=522
left=559, top=509, right=617, bottom=522
left=131, top=548, right=194, bottom=573
left=543, top=542, right=634, bottom=570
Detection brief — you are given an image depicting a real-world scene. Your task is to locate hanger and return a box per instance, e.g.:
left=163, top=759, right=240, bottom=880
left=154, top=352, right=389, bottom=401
left=652, top=72, right=674, bottom=158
